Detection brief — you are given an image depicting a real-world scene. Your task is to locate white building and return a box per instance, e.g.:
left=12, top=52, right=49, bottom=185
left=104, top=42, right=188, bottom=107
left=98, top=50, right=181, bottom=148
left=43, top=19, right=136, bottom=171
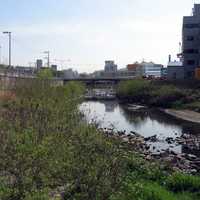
left=141, top=62, right=163, bottom=78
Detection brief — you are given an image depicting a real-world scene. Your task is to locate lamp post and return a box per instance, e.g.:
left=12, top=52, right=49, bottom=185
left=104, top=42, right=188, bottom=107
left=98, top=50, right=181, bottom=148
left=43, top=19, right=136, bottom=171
left=44, top=51, right=50, bottom=68
left=3, top=31, right=12, bottom=68
left=0, top=45, right=1, bottom=65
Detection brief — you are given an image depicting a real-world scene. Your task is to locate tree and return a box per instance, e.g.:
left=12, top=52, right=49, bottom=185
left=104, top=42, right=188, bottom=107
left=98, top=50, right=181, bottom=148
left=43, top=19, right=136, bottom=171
left=37, top=68, right=53, bottom=79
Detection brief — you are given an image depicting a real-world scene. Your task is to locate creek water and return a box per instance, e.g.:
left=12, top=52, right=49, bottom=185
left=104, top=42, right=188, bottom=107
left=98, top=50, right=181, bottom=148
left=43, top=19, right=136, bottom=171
left=79, top=100, right=200, bottom=154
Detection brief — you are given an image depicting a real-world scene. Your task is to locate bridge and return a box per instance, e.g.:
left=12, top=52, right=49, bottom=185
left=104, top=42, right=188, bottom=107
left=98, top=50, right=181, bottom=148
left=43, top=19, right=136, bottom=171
left=0, top=75, right=136, bottom=90
left=63, top=77, right=136, bottom=86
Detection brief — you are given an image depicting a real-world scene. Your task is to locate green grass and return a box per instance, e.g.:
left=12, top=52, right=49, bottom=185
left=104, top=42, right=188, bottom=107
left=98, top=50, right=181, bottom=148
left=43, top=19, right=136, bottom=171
left=166, top=172, right=200, bottom=193
left=110, top=154, right=200, bottom=200
left=1, top=79, right=200, bottom=200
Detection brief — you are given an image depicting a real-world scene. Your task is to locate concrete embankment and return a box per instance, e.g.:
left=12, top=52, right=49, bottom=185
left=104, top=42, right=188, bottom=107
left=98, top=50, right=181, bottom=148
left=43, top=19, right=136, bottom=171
left=163, top=109, right=200, bottom=124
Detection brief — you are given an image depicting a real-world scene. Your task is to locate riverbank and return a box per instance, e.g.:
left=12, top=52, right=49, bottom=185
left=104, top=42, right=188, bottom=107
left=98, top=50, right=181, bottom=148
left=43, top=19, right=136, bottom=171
left=117, top=79, right=200, bottom=112
left=100, top=127, right=200, bottom=174
left=164, top=109, right=200, bottom=124
left=1, top=81, right=200, bottom=200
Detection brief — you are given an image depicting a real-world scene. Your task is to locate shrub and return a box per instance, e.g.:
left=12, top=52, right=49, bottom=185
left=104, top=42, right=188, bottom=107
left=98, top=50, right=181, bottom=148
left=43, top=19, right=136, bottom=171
left=166, top=172, right=200, bottom=193
left=0, top=80, right=126, bottom=199
left=111, top=181, right=177, bottom=200
left=149, top=85, right=185, bottom=107
left=117, top=79, right=151, bottom=102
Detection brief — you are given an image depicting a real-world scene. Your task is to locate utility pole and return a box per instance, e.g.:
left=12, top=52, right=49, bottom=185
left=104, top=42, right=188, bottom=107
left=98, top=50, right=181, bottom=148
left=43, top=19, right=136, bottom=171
left=3, top=31, right=12, bottom=68
left=44, top=51, right=50, bottom=68
left=0, top=45, right=1, bottom=65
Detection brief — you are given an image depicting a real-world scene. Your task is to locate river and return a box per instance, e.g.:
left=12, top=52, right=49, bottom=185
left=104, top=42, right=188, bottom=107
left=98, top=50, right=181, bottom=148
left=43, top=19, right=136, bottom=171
left=79, top=100, right=200, bottom=154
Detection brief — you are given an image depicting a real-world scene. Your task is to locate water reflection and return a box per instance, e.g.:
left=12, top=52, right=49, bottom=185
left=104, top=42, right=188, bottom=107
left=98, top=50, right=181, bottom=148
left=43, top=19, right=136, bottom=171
left=104, top=101, right=118, bottom=112
left=79, top=101, right=200, bottom=154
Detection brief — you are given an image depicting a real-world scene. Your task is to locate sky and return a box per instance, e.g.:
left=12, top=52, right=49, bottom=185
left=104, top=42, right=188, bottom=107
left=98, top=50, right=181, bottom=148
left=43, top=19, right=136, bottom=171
left=0, top=0, right=198, bottom=72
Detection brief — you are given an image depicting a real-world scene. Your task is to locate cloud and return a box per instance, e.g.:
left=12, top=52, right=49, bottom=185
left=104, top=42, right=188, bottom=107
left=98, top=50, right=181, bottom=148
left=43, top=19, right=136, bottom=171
left=0, top=0, right=185, bottom=72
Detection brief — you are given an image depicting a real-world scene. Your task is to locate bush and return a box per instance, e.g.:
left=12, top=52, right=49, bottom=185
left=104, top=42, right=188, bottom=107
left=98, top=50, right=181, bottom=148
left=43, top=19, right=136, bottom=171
left=111, top=181, right=177, bottom=200
left=149, top=85, right=185, bottom=107
left=166, top=172, right=200, bottom=193
left=117, top=80, right=186, bottom=108
left=117, top=79, right=151, bottom=102
left=0, top=80, right=126, bottom=199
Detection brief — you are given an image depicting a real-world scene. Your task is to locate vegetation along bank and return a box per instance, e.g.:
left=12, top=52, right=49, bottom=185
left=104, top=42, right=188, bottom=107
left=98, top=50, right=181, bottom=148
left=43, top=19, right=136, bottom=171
left=0, top=79, right=200, bottom=200
left=117, top=79, right=200, bottom=113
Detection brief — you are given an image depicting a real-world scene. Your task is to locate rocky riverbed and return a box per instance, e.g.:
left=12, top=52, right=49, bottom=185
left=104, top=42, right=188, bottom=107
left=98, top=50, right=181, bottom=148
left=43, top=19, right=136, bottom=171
left=100, top=128, right=200, bottom=174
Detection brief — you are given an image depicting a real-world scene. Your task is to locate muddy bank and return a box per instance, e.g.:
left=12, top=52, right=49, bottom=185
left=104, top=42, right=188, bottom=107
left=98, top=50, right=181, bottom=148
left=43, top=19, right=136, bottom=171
left=163, top=109, right=200, bottom=124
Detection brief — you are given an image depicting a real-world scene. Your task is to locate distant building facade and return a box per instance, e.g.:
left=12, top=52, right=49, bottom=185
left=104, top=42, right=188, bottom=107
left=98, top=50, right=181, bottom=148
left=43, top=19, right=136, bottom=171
left=127, top=63, right=143, bottom=77
left=140, top=62, right=163, bottom=78
left=92, top=61, right=164, bottom=79
left=104, top=61, right=118, bottom=72
left=62, top=68, right=78, bottom=79
left=167, top=61, right=184, bottom=80
left=161, top=68, right=168, bottom=79
left=51, top=65, right=57, bottom=71
left=182, top=4, right=200, bottom=78
left=36, top=59, right=43, bottom=70
left=116, top=68, right=136, bottom=78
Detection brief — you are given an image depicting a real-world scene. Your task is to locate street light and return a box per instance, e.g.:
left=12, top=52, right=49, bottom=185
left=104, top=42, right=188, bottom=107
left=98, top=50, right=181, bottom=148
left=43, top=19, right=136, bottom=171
left=44, top=51, right=50, bottom=68
left=0, top=45, right=2, bottom=65
left=3, top=31, right=12, bottom=68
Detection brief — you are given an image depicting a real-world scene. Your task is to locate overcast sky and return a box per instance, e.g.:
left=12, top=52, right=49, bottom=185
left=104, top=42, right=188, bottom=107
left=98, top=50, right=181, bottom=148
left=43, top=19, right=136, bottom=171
left=0, top=0, right=197, bottom=72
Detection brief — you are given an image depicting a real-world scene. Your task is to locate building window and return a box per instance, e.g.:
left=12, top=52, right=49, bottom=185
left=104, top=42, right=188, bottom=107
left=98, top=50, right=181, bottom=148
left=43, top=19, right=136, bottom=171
left=184, top=24, right=199, bottom=28
left=184, top=49, right=199, bottom=54
left=186, top=36, right=194, bottom=41
left=187, top=60, right=195, bottom=65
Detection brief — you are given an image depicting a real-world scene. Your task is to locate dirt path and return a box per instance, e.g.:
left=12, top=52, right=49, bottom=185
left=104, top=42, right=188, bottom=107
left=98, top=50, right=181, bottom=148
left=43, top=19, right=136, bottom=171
left=164, top=109, right=200, bottom=124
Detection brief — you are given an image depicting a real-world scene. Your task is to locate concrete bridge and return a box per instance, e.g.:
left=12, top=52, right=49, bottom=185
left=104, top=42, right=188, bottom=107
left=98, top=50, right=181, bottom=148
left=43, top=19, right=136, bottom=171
left=63, top=77, right=136, bottom=86
left=0, top=75, right=135, bottom=90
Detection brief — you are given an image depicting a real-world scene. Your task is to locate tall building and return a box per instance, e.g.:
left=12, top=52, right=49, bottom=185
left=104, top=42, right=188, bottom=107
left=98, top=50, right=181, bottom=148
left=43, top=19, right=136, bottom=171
left=36, top=59, right=43, bottom=70
left=182, top=4, right=200, bottom=78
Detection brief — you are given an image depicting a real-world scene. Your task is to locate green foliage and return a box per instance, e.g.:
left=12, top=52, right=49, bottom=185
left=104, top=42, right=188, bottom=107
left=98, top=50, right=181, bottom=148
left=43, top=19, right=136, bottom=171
left=149, top=85, right=185, bottom=107
left=110, top=154, right=200, bottom=200
left=166, top=172, right=200, bottom=193
left=24, top=190, right=49, bottom=200
left=183, top=101, right=200, bottom=112
left=0, top=79, right=200, bottom=200
left=117, top=79, right=151, bottom=102
left=117, top=79, right=186, bottom=108
left=37, top=68, right=54, bottom=79
left=0, top=80, right=126, bottom=199
left=111, top=181, right=176, bottom=200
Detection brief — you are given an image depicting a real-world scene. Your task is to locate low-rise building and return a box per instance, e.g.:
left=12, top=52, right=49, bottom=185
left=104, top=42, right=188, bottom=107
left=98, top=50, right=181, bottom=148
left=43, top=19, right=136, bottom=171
left=141, top=62, right=163, bottom=78
left=117, top=68, right=136, bottom=78
left=167, top=61, right=184, bottom=80
left=62, top=68, right=79, bottom=79
left=127, top=62, right=143, bottom=77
